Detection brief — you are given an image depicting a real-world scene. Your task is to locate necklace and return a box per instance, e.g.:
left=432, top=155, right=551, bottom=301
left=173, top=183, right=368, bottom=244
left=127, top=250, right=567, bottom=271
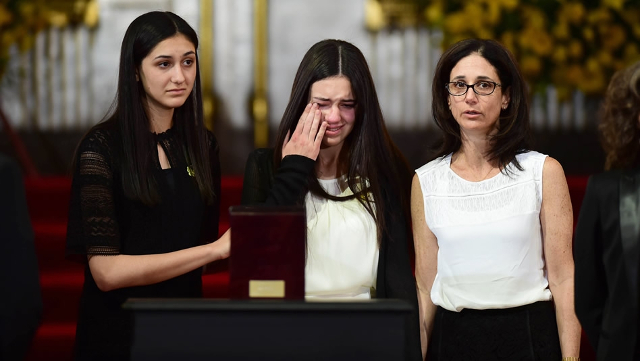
left=475, top=166, right=496, bottom=181
left=451, top=155, right=497, bottom=182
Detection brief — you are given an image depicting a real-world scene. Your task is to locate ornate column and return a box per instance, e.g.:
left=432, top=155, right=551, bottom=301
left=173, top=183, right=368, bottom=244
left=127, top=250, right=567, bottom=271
left=200, top=0, right=215, bottom=130
left=252, top=0, right=268, bottom=148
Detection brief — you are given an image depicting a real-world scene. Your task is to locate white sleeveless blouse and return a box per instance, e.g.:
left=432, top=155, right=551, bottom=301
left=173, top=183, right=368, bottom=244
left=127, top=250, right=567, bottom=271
left=304, top=177, right=379, bottom=300
left=415, top=151, right=552, bottom=312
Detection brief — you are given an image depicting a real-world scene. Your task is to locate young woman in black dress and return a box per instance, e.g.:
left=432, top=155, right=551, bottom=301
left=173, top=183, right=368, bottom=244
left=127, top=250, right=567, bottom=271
left=65, top=11, right=229, bottom=360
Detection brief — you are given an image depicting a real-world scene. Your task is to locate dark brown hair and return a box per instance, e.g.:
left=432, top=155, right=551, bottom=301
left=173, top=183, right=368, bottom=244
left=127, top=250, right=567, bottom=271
left=599, top=60, right=640, bottom=170
left=94, top=11, right=214, bottom=205
left=274, top=39, right=412, bottom=244
left=432, top=38, right=532, bottom=172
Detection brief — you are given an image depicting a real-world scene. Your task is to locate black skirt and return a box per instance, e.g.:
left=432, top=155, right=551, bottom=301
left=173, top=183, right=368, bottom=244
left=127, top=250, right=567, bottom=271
left=427, top=301, right=561, bottom=361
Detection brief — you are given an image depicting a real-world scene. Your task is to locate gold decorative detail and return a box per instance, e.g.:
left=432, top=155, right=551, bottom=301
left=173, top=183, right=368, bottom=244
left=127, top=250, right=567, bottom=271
left=83, top=0, right=99, bottom=28
left=46, top=28, right=54, bottom=128
left=365, top=0, right=386, bottom=32
left=48, top=11, right=69, bottom=28
left=187, top=165, right=195, bottom=177
left=365, top=0, right=423, bottom=32
left=252, top=96, right=267, bottom=126
left=199, top=0, right=215, bottom=130
left=61, top=27, right=68, bottom=128
left=249, top=280, right=285, bottom=298
left=253, top=0, right=269, bottom=148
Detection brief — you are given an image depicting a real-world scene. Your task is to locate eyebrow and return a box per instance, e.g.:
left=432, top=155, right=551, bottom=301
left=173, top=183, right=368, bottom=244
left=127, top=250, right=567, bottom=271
left=451, top=75, right=494, bottom=81
left=154, top=51, right=196, bottom=60
left=312, top=97, right=356, bottom=102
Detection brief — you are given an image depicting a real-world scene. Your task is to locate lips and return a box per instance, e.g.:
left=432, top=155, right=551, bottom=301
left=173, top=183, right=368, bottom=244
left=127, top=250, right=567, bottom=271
left=167, top=88, right=186, bottom=93
left=464, top=110, right=481, bottom=115
left=325, top=124, right=344, bottom=133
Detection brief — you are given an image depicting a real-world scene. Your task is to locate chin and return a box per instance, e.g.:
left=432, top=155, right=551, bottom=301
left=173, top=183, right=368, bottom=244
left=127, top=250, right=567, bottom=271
left=164, top=100, right=188, bottom=109
left=321, top=140, right=345, bottom=149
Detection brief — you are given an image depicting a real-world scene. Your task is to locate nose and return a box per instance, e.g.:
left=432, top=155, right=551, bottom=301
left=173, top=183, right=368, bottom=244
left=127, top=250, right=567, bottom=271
left=464, top=86, right=478, bottom=103
left=323, top=104, right=341, bottom=122
left=171, top=66, right=185, bottom=84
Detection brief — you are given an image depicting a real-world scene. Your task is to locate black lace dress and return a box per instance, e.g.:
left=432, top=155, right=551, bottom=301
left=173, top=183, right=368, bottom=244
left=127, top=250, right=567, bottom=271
left=65, top=122, right=220, bottom=361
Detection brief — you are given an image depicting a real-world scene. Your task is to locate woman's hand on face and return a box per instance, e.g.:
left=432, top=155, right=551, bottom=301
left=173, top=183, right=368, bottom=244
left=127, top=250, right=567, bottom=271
left=281, top=103, right=327, bottom=160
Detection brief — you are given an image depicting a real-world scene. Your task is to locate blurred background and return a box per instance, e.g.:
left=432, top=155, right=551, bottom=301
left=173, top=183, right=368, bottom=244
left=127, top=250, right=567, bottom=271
left=1, top=0, right=639, bottom=359
left=3, top=0, right=636, bottom=176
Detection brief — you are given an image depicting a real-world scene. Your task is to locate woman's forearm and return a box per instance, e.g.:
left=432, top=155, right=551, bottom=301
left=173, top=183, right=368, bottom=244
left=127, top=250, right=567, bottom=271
left=539, top=157, right=581, bottom=357
left=89, top=230, right=230, bottom=292
left=417, top=286, right=437, bottom=359
left=550, top=277, right=582, bottom=357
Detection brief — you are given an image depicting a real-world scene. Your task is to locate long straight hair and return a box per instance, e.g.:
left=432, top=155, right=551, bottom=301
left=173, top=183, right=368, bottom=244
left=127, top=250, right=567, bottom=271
left=432, top=38, right=532, bottom=172
left=98, top=11, right=214, bottom=205
left=273, top=39, right=412, bottom=244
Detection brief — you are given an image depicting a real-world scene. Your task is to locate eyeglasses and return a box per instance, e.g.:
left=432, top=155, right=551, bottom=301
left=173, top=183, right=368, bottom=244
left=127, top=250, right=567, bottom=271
left=445, top=80, right=501, bottom=96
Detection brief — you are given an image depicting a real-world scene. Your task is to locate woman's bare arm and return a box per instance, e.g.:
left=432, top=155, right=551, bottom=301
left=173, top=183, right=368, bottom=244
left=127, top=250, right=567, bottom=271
left=540, top=157, right=581, bottom=357
left=89, top=229, right=230, bottom=292
left=411, top=174, right=439, bottom=359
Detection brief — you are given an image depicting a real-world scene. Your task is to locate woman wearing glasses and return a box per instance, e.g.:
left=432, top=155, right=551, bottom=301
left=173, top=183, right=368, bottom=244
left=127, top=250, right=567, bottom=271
left=411, top=39, right=581, bottom=360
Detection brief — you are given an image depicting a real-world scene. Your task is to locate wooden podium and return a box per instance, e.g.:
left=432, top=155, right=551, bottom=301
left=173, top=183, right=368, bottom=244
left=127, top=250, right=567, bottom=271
left=123, top=298, right=412, bottom=361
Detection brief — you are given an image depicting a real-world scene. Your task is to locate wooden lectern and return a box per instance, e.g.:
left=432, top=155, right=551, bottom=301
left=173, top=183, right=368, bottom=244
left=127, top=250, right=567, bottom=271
left=123, top=298, right=412, bottom=360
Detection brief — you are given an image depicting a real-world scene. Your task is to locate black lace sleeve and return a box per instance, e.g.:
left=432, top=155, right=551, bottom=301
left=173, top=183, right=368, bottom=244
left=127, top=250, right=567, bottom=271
left=241, top=148, right=315, bottom=206
left=200, top=131, right=221, bottom=242
left=65, top=128, right=121, bottom=262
